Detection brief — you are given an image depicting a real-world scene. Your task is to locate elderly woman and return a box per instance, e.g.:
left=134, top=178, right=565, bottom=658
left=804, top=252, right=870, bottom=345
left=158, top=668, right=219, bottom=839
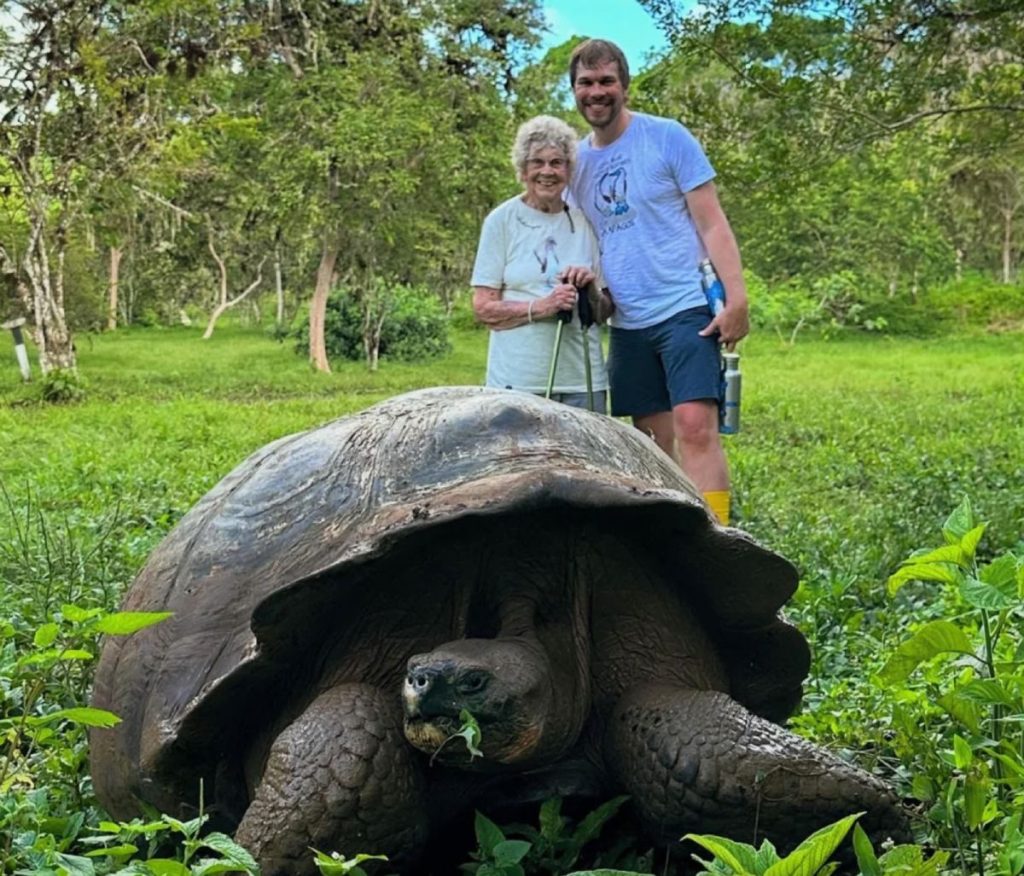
left=471, top=115, right=612, bottom=411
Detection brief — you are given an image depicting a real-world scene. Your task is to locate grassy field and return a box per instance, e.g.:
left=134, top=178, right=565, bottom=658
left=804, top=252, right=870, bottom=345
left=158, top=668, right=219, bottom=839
left=2, top=322, right=1023, bottom=873
left=2, top=323, right=1022, bottom=584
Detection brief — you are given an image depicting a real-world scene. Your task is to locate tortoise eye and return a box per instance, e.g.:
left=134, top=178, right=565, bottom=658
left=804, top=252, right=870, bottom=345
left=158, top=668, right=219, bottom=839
left=458, top=673, right=488, bottom=695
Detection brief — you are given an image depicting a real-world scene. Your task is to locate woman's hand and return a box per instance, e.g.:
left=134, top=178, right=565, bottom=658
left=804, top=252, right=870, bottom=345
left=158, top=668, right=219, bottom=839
left=540, top=282, right=578, bottom=318
left=557, top=266, right=596, bottom=288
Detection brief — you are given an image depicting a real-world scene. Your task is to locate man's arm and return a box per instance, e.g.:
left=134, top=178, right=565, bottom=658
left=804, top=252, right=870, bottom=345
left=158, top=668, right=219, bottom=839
left=685, top=180, right=750, bottom=350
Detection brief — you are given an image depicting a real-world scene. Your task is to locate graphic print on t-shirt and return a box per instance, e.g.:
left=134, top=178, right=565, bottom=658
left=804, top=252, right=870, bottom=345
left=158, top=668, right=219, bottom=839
left=533, top=236, right=559, bottom=275
left=596, top=166, right=629, bottom=218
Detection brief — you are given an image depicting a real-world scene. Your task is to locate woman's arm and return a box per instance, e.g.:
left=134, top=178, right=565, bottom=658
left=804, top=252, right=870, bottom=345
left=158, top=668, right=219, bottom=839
left=472, top=284, right=578, bottom=331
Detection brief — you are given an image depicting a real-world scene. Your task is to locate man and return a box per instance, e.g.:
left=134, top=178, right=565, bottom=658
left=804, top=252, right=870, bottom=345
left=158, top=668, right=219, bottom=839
left=567, top=38, right=750, bottom=526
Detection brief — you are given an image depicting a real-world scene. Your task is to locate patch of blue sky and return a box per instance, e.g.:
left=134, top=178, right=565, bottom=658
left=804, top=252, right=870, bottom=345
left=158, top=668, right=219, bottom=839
left=538, top=0, right=670, bottom=70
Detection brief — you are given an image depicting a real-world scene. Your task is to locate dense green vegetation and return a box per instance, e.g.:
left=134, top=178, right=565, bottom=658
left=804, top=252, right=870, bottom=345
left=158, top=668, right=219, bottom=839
left=2, top=0, right=1022, bottom=871
left=2, top=325, right=1022, bottom=873
left=2, top=0, right=1021, bottom=378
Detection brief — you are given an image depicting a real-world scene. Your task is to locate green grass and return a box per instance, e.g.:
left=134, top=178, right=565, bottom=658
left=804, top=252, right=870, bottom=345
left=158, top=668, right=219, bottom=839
left=2, top=324, right=1022, bottom=589
left=2, top=322, right=1023, bottom=873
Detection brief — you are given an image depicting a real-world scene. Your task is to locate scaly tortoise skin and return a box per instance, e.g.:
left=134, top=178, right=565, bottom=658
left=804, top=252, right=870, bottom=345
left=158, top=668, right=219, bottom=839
left=90, top=387, right=908, bottom=874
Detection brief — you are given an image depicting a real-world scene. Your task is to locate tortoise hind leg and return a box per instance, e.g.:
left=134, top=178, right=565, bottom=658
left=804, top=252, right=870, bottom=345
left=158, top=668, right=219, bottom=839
left=235, top=683, right=428, bottom=875
left=605, top=684, right=909, bottom=850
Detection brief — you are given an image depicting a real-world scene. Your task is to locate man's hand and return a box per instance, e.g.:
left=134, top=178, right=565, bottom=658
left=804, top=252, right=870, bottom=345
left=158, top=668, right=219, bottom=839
left=699, top=299, right=750, bottom=351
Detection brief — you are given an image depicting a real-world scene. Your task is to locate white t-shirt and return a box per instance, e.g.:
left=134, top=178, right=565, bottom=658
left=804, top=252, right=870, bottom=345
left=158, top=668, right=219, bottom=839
left=471, top=195, right=608, bottom=394
left=570, top=112, right=716, bottom=330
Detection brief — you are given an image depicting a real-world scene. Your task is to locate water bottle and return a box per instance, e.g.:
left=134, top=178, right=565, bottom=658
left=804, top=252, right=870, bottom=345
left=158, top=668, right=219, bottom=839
left=700, top=260, right=742, bottom=434
left=699, top=259, right=726, bottom=316
left=720, top=352, right=741, bottom=434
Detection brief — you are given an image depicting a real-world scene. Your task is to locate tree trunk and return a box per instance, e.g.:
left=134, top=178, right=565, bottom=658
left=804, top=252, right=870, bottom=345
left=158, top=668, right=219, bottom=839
left=202, top=254, right=267, bottom=339
left=310, top=238, right=337, bottom=373
left=23, top=209, right=76, bottom=373
left=275, top=243, right=285, bottom=327
left=107, top=244, right=123, bottom=331
left=1002, top=207, right=1012, bottom=284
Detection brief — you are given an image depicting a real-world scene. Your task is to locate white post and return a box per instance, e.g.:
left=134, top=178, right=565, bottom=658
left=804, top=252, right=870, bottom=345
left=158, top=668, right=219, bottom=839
left=2, top=318, right=32, bottom=382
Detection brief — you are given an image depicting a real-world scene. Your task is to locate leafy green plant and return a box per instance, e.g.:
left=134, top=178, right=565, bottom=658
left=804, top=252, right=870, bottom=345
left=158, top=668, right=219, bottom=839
left=292, top=282, right=451, bottom=366
left=684, top=812, right=862, bottom=875
left=504, top=796, right=630, bottom=876
left=461, top=811, right=532, bottom=876
left=311, top=848, right=389, bottom=875
left=880, top=498, right=1024, bottom=874
left=78, top=808, right=259, bottom=875
left=40, top=368, right=87, bottom=403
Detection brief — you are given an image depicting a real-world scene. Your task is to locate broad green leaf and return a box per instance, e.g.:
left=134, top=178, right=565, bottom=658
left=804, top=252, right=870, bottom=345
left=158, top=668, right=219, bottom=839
left=493, top=839, right=531, bottom=867
left=34, top=622, right=60, bottom=647
left=62, top=604, right=102, bottom=623
left=943, top=498, right=977, bottom=542
left=93, top=612, right=173, bottom=635
left=878, top=621, right=975, bottom=682
left=55, top=852, right=97, bottom=876
left=538, top=798, right=563, bottom=841
left=455, top=708, right=483, bottom=759
left=851, top=825, right=881, bottom=876
left=982, top=747, right=1024, bottom=779
left=956, top=678, right=1019, bottom=709
left=980, top=553, right=1019, bottom=588
left=899, top=544, right=964, bottom=567
left=964, top=774, right=988, bottom=830
left=140, top=860, right=190, bottom=876
left=959, top=524, right=987, bottom=560
left=84, top=844, right=138, bottom=858
left=682, top=833, right=758, bottom=873
left=309, top=849, right=385, bottom=875
left=960, top=575, right=1017, bottom=610
left=18, top=648, right=93, bottom=666
left=28, top=707, right=122, bottom=728
left=199, top=832, right=259, bottom=868
left=887, top=563, right=960, bottom=597
left=953, top=735, right=973, bottom=769
left=911, top=774, right=936, bottom=802
left=764, top=811, right=861, bottom=876
left=190, top=858, right=255, bottom=875
left=937, top=691, right=980, bottom=733
left=753, top=839, right=781, bottom=870
left=565, top=871, right=654, bottom=875
left=475, top=811, right=506, bottom=856
left=572, top=795, right=629, bottom=847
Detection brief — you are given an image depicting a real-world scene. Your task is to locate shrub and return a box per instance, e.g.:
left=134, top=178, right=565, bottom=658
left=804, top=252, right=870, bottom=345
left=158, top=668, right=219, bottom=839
left=41, top=367, right=87, bottom=403
left=292, top=282, right=451, bottom=364
left=921, top=272, right=1024, bottom=331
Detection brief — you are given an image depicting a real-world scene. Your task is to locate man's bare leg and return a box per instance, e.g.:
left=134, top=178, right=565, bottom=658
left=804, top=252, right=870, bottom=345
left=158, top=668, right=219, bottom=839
left=633, top=411, right=676, bottom=462
left=634, top=402, right=731, bottom=523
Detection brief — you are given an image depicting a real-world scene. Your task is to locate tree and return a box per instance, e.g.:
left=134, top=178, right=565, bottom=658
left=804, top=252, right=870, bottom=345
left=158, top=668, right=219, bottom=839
left=0, top=0, right=261, bottom=369
left=245, top=0, right=540, bottom=371
left=639, top=0, right=1024, bottom=148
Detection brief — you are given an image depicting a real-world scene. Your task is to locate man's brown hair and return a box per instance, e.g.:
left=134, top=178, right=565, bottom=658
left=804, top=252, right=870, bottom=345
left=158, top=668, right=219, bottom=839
left=569, top=39, right=631, bottom=90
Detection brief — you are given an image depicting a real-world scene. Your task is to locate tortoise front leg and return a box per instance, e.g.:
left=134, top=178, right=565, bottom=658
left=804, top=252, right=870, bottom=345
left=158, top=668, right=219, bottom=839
left=605, top=684, right=908, bottom=849
left=235, top=683, right=428, bottom=875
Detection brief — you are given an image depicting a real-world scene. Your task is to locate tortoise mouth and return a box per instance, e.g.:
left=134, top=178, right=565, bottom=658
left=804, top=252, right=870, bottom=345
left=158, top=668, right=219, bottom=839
left=404, top=715, right=483, bottom=765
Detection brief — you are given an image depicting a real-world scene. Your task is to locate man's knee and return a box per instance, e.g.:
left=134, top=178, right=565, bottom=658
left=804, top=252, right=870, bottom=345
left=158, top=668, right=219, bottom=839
left=672, top=401, right=718, bottom=448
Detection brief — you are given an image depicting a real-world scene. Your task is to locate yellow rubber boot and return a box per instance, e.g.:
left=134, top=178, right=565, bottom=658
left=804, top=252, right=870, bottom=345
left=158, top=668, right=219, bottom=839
left=703, top=490, right=731, bottom=526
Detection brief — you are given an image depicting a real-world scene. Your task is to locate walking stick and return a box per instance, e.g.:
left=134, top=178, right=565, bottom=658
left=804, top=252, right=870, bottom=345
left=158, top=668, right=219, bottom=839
left=577, top=283, right=596, bottom=412
left=545, top=306, right=571, bottom=400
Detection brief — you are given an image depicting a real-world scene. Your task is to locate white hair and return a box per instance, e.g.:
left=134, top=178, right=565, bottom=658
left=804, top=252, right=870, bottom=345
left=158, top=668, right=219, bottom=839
left=511, top=115, right=579, bottom=178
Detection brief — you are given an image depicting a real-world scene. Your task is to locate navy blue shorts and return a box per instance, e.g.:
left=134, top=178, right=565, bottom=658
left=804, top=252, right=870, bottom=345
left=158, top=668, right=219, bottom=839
left=608, top=306, right=721, bottom=417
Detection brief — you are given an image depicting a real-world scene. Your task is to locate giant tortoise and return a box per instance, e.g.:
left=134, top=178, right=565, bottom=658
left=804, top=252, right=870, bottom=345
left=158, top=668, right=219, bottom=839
left=90, top=386, right=908, bottom=874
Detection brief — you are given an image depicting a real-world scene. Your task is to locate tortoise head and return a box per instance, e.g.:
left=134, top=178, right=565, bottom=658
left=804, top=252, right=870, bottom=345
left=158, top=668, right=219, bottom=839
left=403, top=637, right=568, bottom=770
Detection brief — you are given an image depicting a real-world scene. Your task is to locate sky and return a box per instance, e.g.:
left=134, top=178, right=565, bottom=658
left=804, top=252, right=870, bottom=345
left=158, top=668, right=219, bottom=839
left=539, top=0, right=670, bottom=68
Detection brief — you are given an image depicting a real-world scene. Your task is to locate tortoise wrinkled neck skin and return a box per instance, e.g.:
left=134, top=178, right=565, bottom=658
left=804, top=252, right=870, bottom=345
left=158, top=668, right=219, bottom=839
left=403, top=523, right=593, bottom=771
